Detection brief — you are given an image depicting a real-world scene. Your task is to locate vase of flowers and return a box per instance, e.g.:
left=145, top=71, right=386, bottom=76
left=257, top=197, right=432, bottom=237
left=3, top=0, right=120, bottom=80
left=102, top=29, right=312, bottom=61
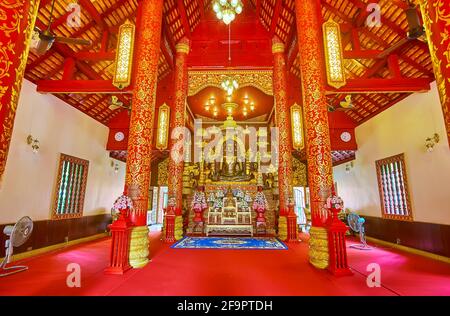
left=192, top=190, right=207, bottom=223
left=325, top=185, right=344, bottom=222
left=112, top=195, right=133, bottom=222
left=253, top=189, right=269, bottom=223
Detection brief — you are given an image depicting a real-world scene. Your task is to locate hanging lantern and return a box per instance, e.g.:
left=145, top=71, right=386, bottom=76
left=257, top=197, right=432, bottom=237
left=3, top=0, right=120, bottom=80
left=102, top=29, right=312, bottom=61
left=322, top=19, right=346, bottom=89
left=156, top=104, right=170, bottom=150
left=290, top=103, right=305, bottom=150
left=113, top=20, right=136, bottom=89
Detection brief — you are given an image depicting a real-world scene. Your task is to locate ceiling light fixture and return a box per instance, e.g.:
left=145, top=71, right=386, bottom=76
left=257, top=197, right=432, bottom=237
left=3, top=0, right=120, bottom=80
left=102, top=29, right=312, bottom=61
left=213, top=0, right=243, bottom=25
left=221, top=77, right=239, bottom=96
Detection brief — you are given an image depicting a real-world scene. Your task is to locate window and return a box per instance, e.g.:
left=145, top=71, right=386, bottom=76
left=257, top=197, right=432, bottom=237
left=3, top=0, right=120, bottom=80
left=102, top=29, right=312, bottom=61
left=375, top=153, right=413, bottom=221
left=53, top=154, right=89, bottom=219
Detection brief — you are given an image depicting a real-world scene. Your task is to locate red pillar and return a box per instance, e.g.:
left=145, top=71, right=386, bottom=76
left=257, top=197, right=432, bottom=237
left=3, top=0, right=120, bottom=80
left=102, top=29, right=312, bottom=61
left=0, top=0, right=40, bottom=182
left=124, top=0, right=163, bottom=268
left=420, top=0, right=450, bottom=145
left=272, top=38, right=297, bottom=241
left=165, top=38, right=190, bottom=242
left=295, top=0, right=334, bottom=269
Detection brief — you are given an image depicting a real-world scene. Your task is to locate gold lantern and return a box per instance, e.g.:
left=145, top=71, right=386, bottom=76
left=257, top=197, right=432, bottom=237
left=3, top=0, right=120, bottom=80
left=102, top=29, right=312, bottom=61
left=156, top=104, right=170, bottom=150
left=113, top=20, right=135, bottom=89
left=322, top=19, right=346, bottom=89
left=290, top=103, right=304, bottom=150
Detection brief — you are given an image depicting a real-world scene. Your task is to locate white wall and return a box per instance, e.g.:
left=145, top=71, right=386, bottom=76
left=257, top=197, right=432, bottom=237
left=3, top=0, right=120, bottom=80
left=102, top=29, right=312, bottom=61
left=334, top=82, right=450, bottom=225
left=0, top=80, right=126, bottom=224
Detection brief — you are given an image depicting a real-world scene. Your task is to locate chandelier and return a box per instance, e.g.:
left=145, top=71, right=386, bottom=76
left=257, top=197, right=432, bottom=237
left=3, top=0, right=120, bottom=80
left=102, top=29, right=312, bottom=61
left=213, top=0, right=244, bottom=25
left=221, top=77, right=239, bottom=96
left=204, top=93, right=255, bottom=118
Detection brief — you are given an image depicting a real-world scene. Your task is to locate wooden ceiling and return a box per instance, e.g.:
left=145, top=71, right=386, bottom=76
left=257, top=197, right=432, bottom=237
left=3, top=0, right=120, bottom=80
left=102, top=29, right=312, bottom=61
left=26, top=0, right=434, bottom=131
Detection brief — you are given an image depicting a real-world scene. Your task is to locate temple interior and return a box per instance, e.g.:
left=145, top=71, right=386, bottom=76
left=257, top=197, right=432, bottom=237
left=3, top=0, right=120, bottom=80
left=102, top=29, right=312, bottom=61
left=0, top=0, right=449, bottom=296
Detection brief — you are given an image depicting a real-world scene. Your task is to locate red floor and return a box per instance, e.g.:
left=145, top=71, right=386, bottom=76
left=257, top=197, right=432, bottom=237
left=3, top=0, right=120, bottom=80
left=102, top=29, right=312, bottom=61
left=0, top=232, right=449, bottom=296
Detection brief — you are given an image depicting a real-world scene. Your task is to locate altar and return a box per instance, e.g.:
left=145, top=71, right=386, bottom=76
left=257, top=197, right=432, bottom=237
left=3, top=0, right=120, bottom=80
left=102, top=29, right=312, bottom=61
left=205, top=186, right=256, bottom=236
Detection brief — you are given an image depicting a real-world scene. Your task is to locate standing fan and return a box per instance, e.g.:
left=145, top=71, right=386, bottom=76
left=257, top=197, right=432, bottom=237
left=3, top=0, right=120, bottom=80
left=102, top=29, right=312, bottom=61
left=347, top=212, right=371, bottom=250
left=0, top=216, right=34, bottom=277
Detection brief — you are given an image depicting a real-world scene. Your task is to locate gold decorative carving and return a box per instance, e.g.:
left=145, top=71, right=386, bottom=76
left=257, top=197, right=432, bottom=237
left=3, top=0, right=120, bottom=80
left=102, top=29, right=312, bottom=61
left=157, top=158, right=169, bottom=186
left=278, top=216, right=288, bottom=241
left=309, top=226, right=329, bottom=269
left=129, top=226, right=149, bottom=268
left=292, top=157, right=307, bottom=187
left=174, top=215, right=183, bottom=240
left=188, top=70, right=274, bottom=96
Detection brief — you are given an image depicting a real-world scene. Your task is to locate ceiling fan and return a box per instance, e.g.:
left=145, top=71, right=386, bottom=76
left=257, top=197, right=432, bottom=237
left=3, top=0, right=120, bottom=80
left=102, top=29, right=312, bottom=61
left=31, top=0, right=92, bottom=55
left=377, top=0, right=425, bottom=59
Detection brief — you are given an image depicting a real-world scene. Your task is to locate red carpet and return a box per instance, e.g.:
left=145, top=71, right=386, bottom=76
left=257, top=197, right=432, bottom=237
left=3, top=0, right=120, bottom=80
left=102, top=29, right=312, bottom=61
left=0, top=233, right=449, bottom=296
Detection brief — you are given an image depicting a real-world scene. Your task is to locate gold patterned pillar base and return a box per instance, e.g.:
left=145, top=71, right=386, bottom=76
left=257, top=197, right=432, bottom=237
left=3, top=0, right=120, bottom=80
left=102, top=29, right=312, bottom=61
left=129, top=226, right=149, bottom=268
left=309, top=226, right=329, bottom=269
left=175, top=215, right=184, bottom=241
left=278, top=216, right=288, bottom=241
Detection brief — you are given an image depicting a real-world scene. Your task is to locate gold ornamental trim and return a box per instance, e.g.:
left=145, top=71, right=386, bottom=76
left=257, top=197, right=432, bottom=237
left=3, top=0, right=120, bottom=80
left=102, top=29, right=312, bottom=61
left=188, top=69, right=274, bottom=96
left=129, top=226, right=150, bottom=268
left=309, top=226, right=329, bottom=269
left=176, top=42, right=190, bottom=54
left=272, top=42, right=285, bottom=54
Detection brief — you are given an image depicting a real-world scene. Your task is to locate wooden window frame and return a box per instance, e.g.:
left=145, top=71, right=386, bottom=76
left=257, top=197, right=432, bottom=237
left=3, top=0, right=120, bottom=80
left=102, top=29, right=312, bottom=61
left=52, top=153, right=89, bottom=220
left=375, top=153, right=413, bottom=221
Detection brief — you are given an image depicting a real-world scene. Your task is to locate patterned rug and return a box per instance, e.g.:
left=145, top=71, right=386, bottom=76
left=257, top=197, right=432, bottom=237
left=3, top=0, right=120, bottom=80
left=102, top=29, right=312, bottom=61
left=172, top=237, right=288, bottom=250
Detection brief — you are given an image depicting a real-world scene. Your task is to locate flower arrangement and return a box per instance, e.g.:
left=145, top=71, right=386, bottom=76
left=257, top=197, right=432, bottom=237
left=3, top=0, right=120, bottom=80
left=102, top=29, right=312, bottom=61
left=112, top=195, right=133, bottom=211
left=192, top=190, right=208, bottom=210
left=326, top=194, right=344, bottom=211
left=253, top=191, right=269, bottom=210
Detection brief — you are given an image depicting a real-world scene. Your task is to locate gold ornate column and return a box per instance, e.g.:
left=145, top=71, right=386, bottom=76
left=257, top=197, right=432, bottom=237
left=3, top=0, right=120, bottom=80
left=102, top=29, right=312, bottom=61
left=166, top=38, right=190, bottom=242
left=272, top=37, right=296, bottom=241
left=419, top=0, right=450, bottom=144
left=295, top=0, right=333, bottom=269
left=125, top=0, right=163, bottom=268
left=0, top=0, right=40, bottom=183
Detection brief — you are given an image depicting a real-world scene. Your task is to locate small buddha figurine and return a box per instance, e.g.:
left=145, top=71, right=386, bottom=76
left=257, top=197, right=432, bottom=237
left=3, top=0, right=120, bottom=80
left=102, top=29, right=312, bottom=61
left=224, top=188, right=236, bottom=208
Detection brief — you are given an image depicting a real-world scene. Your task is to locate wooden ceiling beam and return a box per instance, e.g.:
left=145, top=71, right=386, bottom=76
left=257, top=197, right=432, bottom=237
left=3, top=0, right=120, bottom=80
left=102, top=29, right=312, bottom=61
left=37, top=80, right=131, bottom=94
left=270, top=0, right=283, bottom=37
left=327, top=77, right=431, bottom=94
left=177, top=0, right=191, bottom=38
left=78, top=0, right=109, bottom=31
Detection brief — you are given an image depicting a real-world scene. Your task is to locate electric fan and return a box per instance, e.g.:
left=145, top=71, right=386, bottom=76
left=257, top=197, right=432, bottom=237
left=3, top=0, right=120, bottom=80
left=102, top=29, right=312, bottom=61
left=347, top=212, right=371, bottom=250
left=0, top=216, right=34, bottom=277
